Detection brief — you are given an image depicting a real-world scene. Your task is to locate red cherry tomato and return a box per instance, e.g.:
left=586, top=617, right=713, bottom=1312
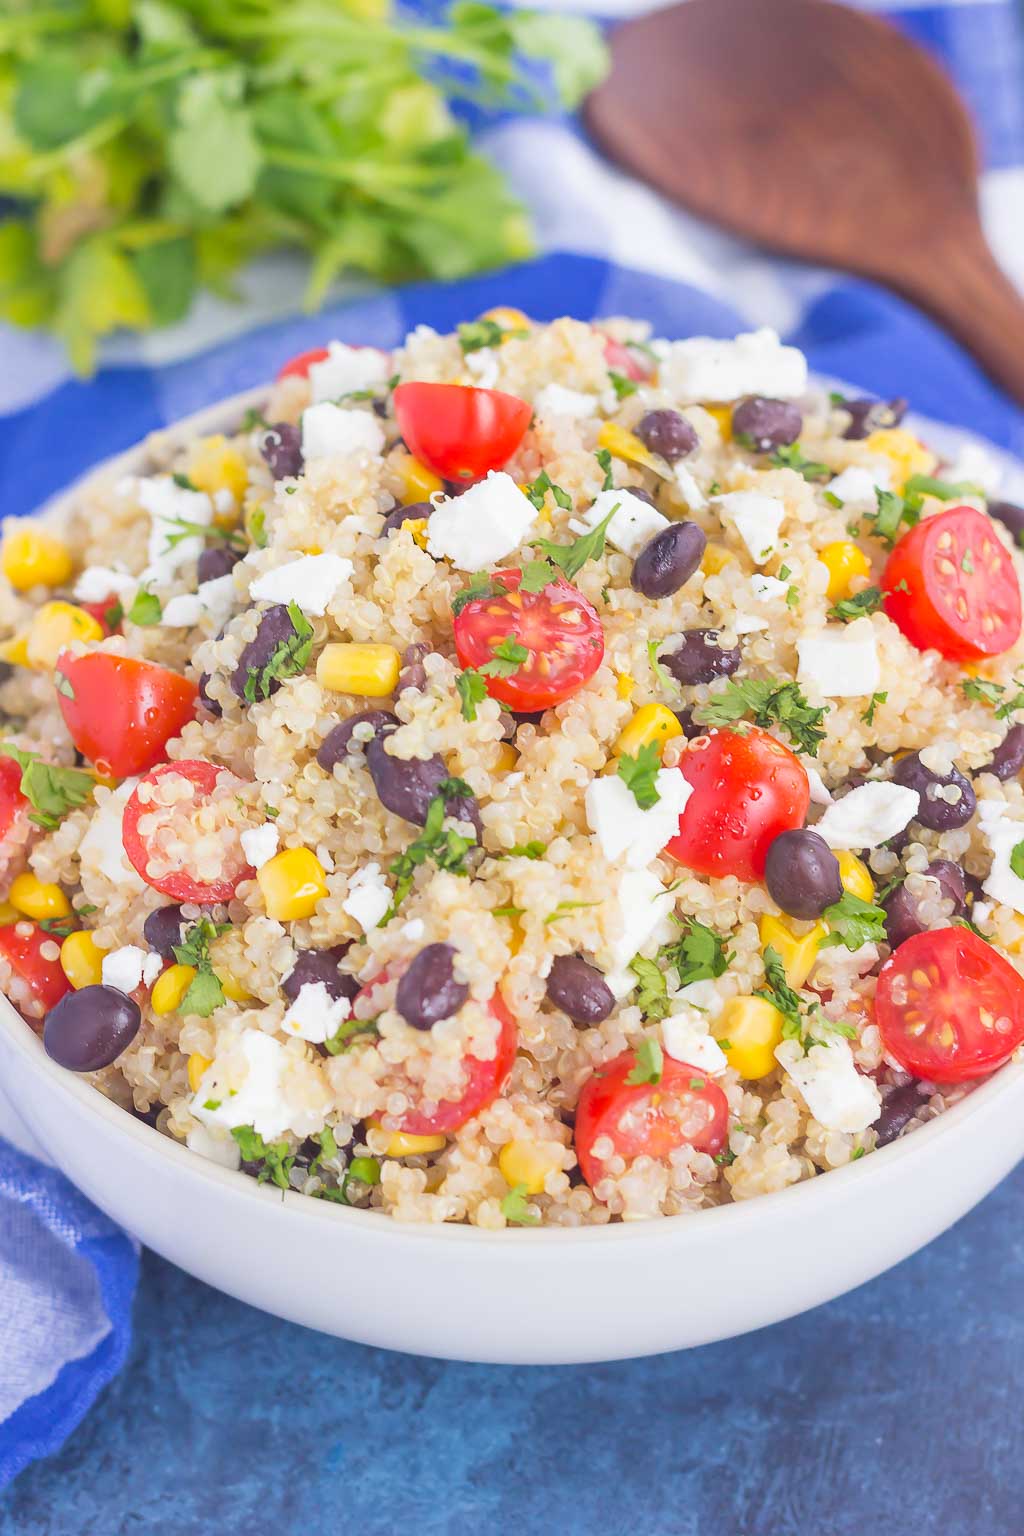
left=55, top=653, right=197, bottom=778
left=666, top=727, right=810, bottom=884
left=882, top=505, right=1021, bottom=661
left=393, top=382, right=532, bottom=482
left=575, top=1049, right=729, bottom=1188
left=875, top=927, right=1024, bottom=1082
left=453, top=567, right=604, bottom=710
left=78, top=595, right=123, bottom=635
left=603, top=337, right=652, bottom=383
left=0, top=757, right=28, bottom=842
left=121, top=760, right=254, bottom=902
left=276, top=346, right=330, bottom=381
left=0, top=921, right=71, bottom=1022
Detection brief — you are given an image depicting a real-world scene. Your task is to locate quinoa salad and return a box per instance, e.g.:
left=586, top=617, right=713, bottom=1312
left=3, top=312, right=1024, bottom=1227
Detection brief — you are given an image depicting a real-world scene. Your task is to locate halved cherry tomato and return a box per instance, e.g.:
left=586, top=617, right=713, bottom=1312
left=276, top=346, right=329, bottom=381
left=575, top=1049, right=728, bottom=1188
left=882, top=505, right=1021, bottom=661
left=0, top=921, right=71, bottom=1022
left=358, top=973, right=517, bottom=1135
left=603, top=337, right=652, bottom=383
left=453, top=567, right=604, bottom=710
left=0, top=757, right=27, bottom=842
left=875, top=927, right=1024, bottom=1082
left=666, top=727, right=809, bottom=884
left=121, top=760, right=254, bottom=902
left=55, top=653, right=197, bottom=778
left=393, top=382, right=532, bottom=482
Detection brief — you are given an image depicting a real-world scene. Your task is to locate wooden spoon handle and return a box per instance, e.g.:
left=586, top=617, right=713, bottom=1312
left=891, top=220, right=1024, bottom=406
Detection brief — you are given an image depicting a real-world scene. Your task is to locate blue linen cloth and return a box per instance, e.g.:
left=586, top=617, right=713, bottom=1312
left=1, top=0, right=1022, bottom=1490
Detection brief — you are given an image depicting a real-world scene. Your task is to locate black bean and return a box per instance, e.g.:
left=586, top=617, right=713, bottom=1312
left=839, top=396, right=908, bottom=441
left=197, top=545, right=243, bottom=584
left=317, top=710, right=398, bottom=771
left=395, top=943, right=468, bottom=1030
left=365, top=737, right=446, bottom=824
left=660, top=629, right=742, bottom=688
left=44, top=986, right=141, bottom=1072
left=764, top=829, right=843, bottom=920
left=873, top=1081, right=925, bottom=1147
left=259, top=422, right=304, bottom=480
left=631, top=522, right=706, bottom=600
left=230, top=605, right=299, bottom=702
left=989, top=501, right=1024, bottom=548
left=381, top=501, right=434, bottom=538
left=397, top=642, right=430, bottom=694
left=445, top=789, right=483, bottom=844
left=198, top=673, right=222, bottom=717
left=926, top=859, right=968, bottom=912
left=282, top=944, right=358, bottom=1004
left=545, top=955, right=614, bottom=1024
left=983, top=723, right=1024, bottom=780
left=884, top=860, right=968, bottom=948
left=673, top=706, right=705, bottom=740
left=635, top=409, right=698, bottom=462
left=892, top=751, right=976, bottom=831
left=143, top=904, right=187, bottom=960
left=732, top=396, right=803, bottom=452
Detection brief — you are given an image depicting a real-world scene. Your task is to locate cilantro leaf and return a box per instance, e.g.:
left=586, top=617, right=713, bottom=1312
left=456, top=668, right=487, bottom=722
left=323, top=1017, right=380, bottom=1055
left=1011, top=840, right=1024, bottom=881
left=525, top=470, right=572, bottom=513
left=501, top=1183, right=540, bottom=1225
left=755, top=946, right=804, bottom=1040
left=543, top=900, right=599, bottom=925
left=628, top=956, right=670, bottom=1020
left=0, top=744, right=96, bottom=831
left=819, top=891, right=888, bottom=951
left=386, top=783, right=477, bottom=919
left=168, top=73, right=262, bottom=216
left=164, top=517, right=245, bottom=552
left=867, top=488, right=915, bottom=545
left=625, top=1037, right=664, bottom=1085
left=243, top=601, right=313, bottom=703
left=617, top=741, right=662, bottom=809
left=518, top=559, right=555, bottom=594
left=861, top=691, right=888, bottom=726
left=496, top=841, right=548, bottom=860
left=231, top=1126, right=294, bottom=1191
left=595, top=447, right=615, bottom=491
left=608, top=370, right=637, bottom=400
left=534, top=505, right=617, bottom=581
left=962, top=676, right=1024, bottom=719
left=451, top=571, right=505, bottom=619
left=659, top=919, right=729, bottom=987
left=479, top=635, right=529, bottom=679
left=457, top=318, right=527, bottom=352
left=828, top=586, right=883, bottom=622
left=173, top=918, right=230, bottom=1018
left=770, top=444, right=831, bottom=482
left=126, top=587, right=163, bottom=626
left=694, top=677, right=828, bottom=756
left=902, top=474, right=984, bottom=513
left=647, top=639, right=674, bottom=693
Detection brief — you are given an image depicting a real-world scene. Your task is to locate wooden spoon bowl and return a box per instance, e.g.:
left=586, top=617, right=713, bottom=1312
left=585, top=0, right=1024, bottom=402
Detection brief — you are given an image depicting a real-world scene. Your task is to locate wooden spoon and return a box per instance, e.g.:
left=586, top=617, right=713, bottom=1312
left=584, top=0, right=1024, bottom=403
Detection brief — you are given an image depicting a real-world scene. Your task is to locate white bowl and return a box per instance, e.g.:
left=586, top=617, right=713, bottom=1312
left=4, top=386, right=1024, bottom=1365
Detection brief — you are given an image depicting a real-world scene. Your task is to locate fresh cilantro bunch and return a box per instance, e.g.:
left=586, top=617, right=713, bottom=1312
left=694, top=676, right=828, bottom=756
left=0, top=1, right=608, bottom=373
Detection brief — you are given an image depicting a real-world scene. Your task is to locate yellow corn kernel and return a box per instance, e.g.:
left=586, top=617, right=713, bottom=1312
left=719, top=995, right=786, bottom=1080
left=2, top=525, right=73, bottom=591
left=395, top=451, right=444, bottom=505
left=819, top=540, right=872, bottom=602
left=597, top=421, right=668, bottom=478
left=616, top=673, right=635, bottom=701
left=316, top=642, right=401, bottom=698
left=615, top=702, right=684, bottom=759
left=1006, top=918, right=1024, bottom=956
left=187, top=1050, right=212, bottom=1092
left=480, top=305, right=531, bottom=332
left=10, top=872, right=72, bottom=923
left=25, top=601, right=103, bottom=670
left=59, top=930, right=107, bottom=990
left=835, top=850, right=874, bottom=903
left=402, top=517, right=430, bottom=552
left=0, top=900, right=19, bottom=925
left=499, top=1139, right=558, bottom=1196
left=864, top=428, right=937, bottom=491
left=188, top=434, right=248, bottom=506
left=371, top=1123, right=447, bottom=1157
left=152, top=964, right=196, bottom=1015
left=216, top=969, right=252, bottom=1004
left=704, top=404, right=733, bottom=441
left=494, top=742, right=518, bottom=773
left=759, top=912, right=827, bottom=989
left=702, top=542, right=735, bottom=576
left=505, top=912, right=526, bottom=956
left=0, top=632, right=30, bottom=667
left=257, top=847, right=328, bottom=922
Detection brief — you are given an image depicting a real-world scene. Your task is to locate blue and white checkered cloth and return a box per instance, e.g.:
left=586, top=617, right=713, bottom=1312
left=1, top=0, right=1022, bottom=1489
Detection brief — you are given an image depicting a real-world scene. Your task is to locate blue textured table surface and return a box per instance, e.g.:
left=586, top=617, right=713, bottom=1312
left=2, top=1166, right=1022, bottom=1536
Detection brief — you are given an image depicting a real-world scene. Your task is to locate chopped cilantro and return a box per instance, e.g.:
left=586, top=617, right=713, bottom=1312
left=231, top=1126, right=294, bottom=1192
left=0, top=743, right=97, bottom=831
left=524, top=470, right=572, bottom=513
left=104, top=599, right=124, bottom=629
left=323, top=1017, right=380, bottom=1055
left=647, top=639, right=673, bottom=693
left=962, top=675, right=1024, bottom=719
left=172, top=473, right=198, bottom=492
left=819, top=891, right=888, bottom=951
left=756, top=945, right=804, bottom=1040
left=126, top=586, right=162, bottom=626
left=248, top=506, right=268, bottom=549
left=629, top=955, right=670, bottom=1019
left=479, top=635, right=529, bottom=679
left=786, top=585, right=800, bottom=609
left=501, top=1183, right=540, bottom=1225
left=456, top=668, right=488, bottom=722
left=902, top=474, right=983, bottom=513
left=543, top=900, right=599, bottom=925
left=617, top=741, right=662, bottom=809
left=457, top=318, right=527, bottom=353
left=164, top=517, right=245, bottom=552
left=386, top=779, right=477, bottom=919
left=243, top=601, right=313, bottom=703
left=824, top=491, right=843, bottom=510
left=625, top=1037, right=664, bottom=1085
left=595, top=447, right=614, bottom=491
left=659, top=919, right=729, bottom=987
left=173, top=918, right=231, bottom=1018
left=778, top=565, right=792, bottom=580
left=694, top=676, right=828, bottom=756
left=1011, top=840, right=1024, bottom=881
left=867, top=487, right=916, bottom=546
left=769, top=443, right=831, bottom=482
left=534, top=505, right=618, bottom=581
left=828, top=586, right=884, bottom=622
left=451, top=571, right=502, bottom=619
left=496, top=841, right=548, bottom=860
left=241, top=407, right=270, bottom=432
left=861, top=691, right=888, bottom=726
left=518, top=559, right=555, bottom=594
left=39, top=915, right=75, bottom=938
left=714, top=1148, right=737, bottom=1167
left=492, top=904, right=526, bottom=918
left=608, top=370, right=638, bottom=400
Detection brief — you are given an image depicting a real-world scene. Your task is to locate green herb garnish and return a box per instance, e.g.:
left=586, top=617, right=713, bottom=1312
left=819, top=891, right=888, bottom=951
left=386, top=778, right=477, bottom=919
left=608, top=370, right=638, bottom=400
left=694, top=677, right=828, bottom=756
left=861, top=691, right=888, bottom=726
left=625, top=1037, right=664, bottom=1085
left=596, top=447, right=615, bottom=491
left=323, top=1017, right=381, bottom=1056
left=231, top=1126, right=294, bottom=1192
left=524, top=470, right=573, bottom=513
left=1011, top=840, right=1024, bottom=881
left=628, top=956, right=670, bottom=1020
left=962, top=676, right=1024, bottom=720
left=617, top=741, right=662, bottom=809
left=534, top=505, right=617, bottom=582
left=456, top=668, right=488, bottom=722
left=496, top=841, right=548, bottom=861
left=173, top=917, right=231, bottom=1018
left=458, top=318, right=528, bottom=353
left=479, top=635, right=529, bottom=679
left=243, top=600, right=313, bottom=702
left=659, top=919, right=729, bottom=988
left=647, top=639, right=674, bottom=693
left=501, top=1183, right=540, bottom=1225
left=828, top=586, right=884, bottom=622
left=0, top=743, right=97, bottom=830
left=769, top=444, right=831, bottom=482
left=126, top=586, right=163, bottom=626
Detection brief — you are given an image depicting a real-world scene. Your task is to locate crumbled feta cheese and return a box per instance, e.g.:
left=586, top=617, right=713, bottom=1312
left=713, top=491, right=786, bottom=564
left=534, top=383, right=598, bottom=420
left=797, top=617, right=880, bottom=698
left=946, top=440, right=1003, bottom=497
left=426, top=472, right=537, bottom=570
left=674, top=463, right=706, bottom=511
left=79, top=779, right=145, bottom=890
left=402, top=919, right=426, bottom=942
left=813, top=781, right=919, bottom=850
left=586, top=770, right=692, bottom=869
left=825, top=464, right=891, bottom=511
left=675, top=978, right=724, bottom=1018
left=572, top=487, right=669, bottom=558
left=661, top=1007, right=728, bottom=1075
left=732, top=613, right=770, bottom=634
left=138, top=476, right=215, bottom=584
left=160, top=572, right=239, bottom=630
left=464, top=347, right=500, bottom=389
left=185, top=1123, right=241, bottom=1171
left=750, top=574, right=788, bottom=602
left=802, top=761, right=833, bottom=806
left=342, top=863, right=391, bottom=932
left=241, top=823, right=279, bottom=870
left=308, top=341, right=391, bottom=404
left=281, top=981, right=351, bottom=1045
left=775, top=1037, right=881, bottom=1133
left=193, top=1029, right=329, bottom=1141
left=979, top=801, right=1024, bottom=915
left=249, top=552, right=353, bottom=616
left=101, top=945, right=161, bottom=994
left=972, top=900, right=992, bottom=926
left=603, top=869, right=676, bottom=998
left=73, top=565, right=138, bottom=604
left=301, top=402, right=385, bottom=461
left=659, top=328, right=807, bottom=404
left=160, top=593, right=203, bottom=628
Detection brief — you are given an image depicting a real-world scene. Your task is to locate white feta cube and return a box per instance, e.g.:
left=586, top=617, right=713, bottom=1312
left=731, top=613, right=770, bottom=634
left=659, top=328, right=807, bottom=404
left=585, top=770, right=692, bottom=870
left=281, top=981, right=351, bottom=1045
left=241, top=823, right=279, bottom=870
left=185, top=1123, right=242, bottom=1171
left=192, top=1030, right=312, bottom=1142
left=196, top=573, right=238, bottom=630
left=802, top=761, right=833, bottom=806
left=301, top=402, right=385, bottom=461
left=714, top=491, right=786, bottom=564
left=426, top=472, right=537, bottom=570
left=248, top=552, right=353, bottom=616
left=101, top=945, right=161, bottom=994
left=675, top=978, right=725, bottom=1018
left=308, top=341, right=391, bottom=404
left=138, top=476, right=215, bottom=584
left=79, top=780, right=145, bottom=890
left=797, top=617, right=880, bottom=698
left=572, top=487, right=669, bottom=558
left=750, top=574, right=788, bottom=602
left=775, top=1037, right=881, bottom=1133
left=674, top=464, right=706, bottom=511
left=464, top=347, right=500, bottom=390
left=825, top=464, right=891, bottom=512
left=603, top=869, right=676, bottom=998
left=979, top=802, right=1024, bottom=915
left=661, top=1007, right=728, bottom=1075
left=813, top=781, right=919, bottom=850
left=159, top=593, right=203, bottom=628
left=534, top=383, right=598, bottom=420
left=342, top=863, right=392, bottom=933
left=402, top=919, right=426, bottom=942
left=73, top=565, right=138, bottom=604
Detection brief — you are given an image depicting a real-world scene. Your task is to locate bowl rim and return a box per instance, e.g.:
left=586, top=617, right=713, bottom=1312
left=8, top=376, right=1024, bottom=1248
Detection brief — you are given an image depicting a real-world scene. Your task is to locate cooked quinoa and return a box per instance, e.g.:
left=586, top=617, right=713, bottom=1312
left=3, top=311, right=1024, bottom=1227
